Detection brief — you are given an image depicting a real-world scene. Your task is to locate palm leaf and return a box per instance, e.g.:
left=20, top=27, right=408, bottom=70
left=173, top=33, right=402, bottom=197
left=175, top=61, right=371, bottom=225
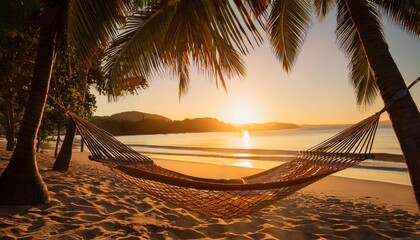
left=267, top=0, right=312, bottom=72
left=67, top=0, right=137, bottom=62
left=161, top=0, right=251, bottom=92
left=374, top=0, right=420, bottom=36
left=243, top=0, right=271, bottom=19
left=102, top=2, right=168, bottom=98
left=313, top=0, right=336, bottom=19
left=176, top=52, right=190, bottom=99
left=336, top=0, right=381, bottom=106
left=105, top=0, right=261, bottom=98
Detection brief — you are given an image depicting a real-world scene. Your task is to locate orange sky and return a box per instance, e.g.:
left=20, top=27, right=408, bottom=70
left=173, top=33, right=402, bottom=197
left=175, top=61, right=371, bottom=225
left=93, top=13, right=420, bottom=125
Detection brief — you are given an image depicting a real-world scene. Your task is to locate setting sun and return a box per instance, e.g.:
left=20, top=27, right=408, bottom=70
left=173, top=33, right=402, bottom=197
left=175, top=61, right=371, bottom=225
left=228, top=100, right=259, bottom=124
left=233, top=107, right=254, bottom=124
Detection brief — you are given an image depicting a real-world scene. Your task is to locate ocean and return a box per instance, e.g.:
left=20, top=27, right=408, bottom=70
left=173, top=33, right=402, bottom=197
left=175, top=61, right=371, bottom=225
left=110, top=125, right=411, bottom=186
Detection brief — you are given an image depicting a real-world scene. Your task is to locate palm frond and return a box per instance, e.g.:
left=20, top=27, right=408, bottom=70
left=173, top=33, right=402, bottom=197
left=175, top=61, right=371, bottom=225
left=163, top=0, right=262, bottom=55
left=267, top=0, right=312, bottom=72
left=336, top=0, right=381, bottom=106
left=102, top=75, right=149, bottom=101
left=374, top=0, right=420, bottom=36
left=176, top=52, right=190, bottom=99
left=161, top=0, right=250, bottom=93
left=313, top=0, right=336, bottom=20
left=105, top=0, right=257, bottom=98
left=67, top=0, right=137, bottom=62
left=231, top=0, right=266, bottom=44
left=242, top=0, right=271, bottom=18
left=102, top=2, right=168, bottom=98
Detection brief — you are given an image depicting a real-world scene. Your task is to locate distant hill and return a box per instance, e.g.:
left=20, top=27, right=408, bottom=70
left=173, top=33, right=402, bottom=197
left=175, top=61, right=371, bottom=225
left=90, top=115, right=236, bottom=135
left=90, top=111, right=299, bottom=135
left=109, top=111, right=171, bottom=122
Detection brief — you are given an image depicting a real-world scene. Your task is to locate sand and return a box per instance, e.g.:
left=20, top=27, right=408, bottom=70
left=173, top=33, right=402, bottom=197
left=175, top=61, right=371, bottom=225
left=0, top=144, right=419, bottom=239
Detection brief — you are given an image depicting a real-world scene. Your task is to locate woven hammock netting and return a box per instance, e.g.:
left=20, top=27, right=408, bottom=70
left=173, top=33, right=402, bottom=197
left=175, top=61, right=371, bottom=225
left=68, top=112, right=380, bottom=218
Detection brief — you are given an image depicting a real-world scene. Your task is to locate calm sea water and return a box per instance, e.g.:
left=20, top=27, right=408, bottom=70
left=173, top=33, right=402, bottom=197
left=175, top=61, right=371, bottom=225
left=111, top=125, right=411, bottom=186
left=117, top=125, right=401, bottom=154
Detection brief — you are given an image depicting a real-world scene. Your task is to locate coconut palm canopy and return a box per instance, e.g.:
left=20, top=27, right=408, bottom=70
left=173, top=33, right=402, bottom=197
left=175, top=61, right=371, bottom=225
left=83, top=0, right=419, bottom=105
left=69, top=0, right=265, bottom=98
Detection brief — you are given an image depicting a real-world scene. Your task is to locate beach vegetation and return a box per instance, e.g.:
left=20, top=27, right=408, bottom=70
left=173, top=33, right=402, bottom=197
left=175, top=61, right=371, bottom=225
left=0, top=0, right=138, bottom=204
left=36, top=54, right=98, bottom=155
left=0, top=2, right=40, bottom=151
left=52, top=55, right=102, bottom=172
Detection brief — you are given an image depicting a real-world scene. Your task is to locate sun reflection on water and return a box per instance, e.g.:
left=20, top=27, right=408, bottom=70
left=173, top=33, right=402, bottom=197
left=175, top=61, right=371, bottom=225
left=234, top=153, right=251, bottom=157
left=233, top=160, right=253, bottom=168
left=242, top=130, right=251, bottom=149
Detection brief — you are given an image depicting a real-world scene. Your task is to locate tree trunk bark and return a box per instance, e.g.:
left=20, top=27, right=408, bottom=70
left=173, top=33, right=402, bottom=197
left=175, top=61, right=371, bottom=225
left=53, top=64, right=91, bottom=171
left=54, top=125, right=61, bottom=158
left=4, top=100, right=15, bottom=151
left=0, top=0, right=63, bottom=205
left=53, top=120, right=76, bottom=171
left=345, top=0, right=420, bottom=208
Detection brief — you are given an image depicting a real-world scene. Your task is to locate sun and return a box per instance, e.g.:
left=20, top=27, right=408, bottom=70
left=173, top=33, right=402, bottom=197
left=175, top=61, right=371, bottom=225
left=233, top=108, right=254, bottom=124
left=229, top=102, right=258, bottom=124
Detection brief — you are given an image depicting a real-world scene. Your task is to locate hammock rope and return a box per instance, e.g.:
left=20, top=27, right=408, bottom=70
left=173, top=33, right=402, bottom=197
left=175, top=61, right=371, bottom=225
left=68, top=111, right=380, bottom=218
left=64, top=76, right=419, bottom=218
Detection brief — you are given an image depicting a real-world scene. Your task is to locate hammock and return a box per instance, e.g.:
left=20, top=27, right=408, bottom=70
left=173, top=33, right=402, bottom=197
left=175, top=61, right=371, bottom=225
left=68, top=111, right=380, bottom=218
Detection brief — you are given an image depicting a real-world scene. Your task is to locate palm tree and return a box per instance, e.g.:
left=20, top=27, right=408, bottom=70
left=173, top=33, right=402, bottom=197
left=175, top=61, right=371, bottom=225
left=0, top=0, right=65, bottom=204
left=247, top=0, right=420, bottom=207
left=0, top=0, right=137, bottom=204
left=0, top=1, right=40, bottom=152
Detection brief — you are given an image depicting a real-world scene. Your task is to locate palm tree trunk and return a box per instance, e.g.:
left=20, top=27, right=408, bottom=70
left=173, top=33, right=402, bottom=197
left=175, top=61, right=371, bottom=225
left=4, top=100, right=15, bottom=151
left=0, top=0, right=63, bottom=204
left=80, top=138, right=84, bottom=152
left=36, top=137, right=41, bottom=153
left=53, top=64, right=91, bottom=171
left=53, top=120, right=76, bottom=171
left=54, top=125, right=61, bottom=158
left=345, top=0, right=420, bottom=208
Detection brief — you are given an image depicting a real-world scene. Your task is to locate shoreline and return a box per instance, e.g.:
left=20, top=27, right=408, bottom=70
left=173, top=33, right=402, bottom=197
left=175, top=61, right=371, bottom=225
left=129, top=143, right=406, bottom=163
left=1, top=143, right=419, bottom=239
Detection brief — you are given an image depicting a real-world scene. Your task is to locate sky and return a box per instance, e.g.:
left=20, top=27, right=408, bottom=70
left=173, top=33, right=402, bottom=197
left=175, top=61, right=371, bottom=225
left=92, top=12, right=420, bottom=125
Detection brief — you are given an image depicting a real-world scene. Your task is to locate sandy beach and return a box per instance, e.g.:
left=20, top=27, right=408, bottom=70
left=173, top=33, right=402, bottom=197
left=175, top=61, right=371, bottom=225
left=0, top=143, right=419, bottom=239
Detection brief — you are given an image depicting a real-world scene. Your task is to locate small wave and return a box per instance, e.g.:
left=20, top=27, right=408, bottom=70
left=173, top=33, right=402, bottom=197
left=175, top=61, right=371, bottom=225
left=132, top=144, right=407, bottom=173
left=137, top=150, right=295, bottom=162
left=128, top=144, right=299, bottom=156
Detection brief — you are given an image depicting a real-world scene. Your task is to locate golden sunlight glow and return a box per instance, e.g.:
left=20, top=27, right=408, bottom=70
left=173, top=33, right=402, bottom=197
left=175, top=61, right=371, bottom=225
left=233, top=160, right=253, bottom=168
left=233, top=107, right=254, bottom=124
left=242, top=130, right=251, bottom=149
left=229, top=101, right=258, bottom=124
